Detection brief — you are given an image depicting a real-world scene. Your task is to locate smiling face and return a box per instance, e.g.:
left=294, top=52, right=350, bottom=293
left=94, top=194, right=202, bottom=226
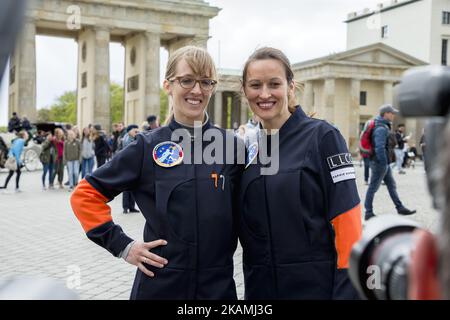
left=244, top=59, right=294, bottom=130
left=163, top=59, right=214, bottom=126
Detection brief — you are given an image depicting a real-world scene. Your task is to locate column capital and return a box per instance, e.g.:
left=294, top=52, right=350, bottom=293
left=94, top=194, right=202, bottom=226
left=144, top=31, right=161, bottom=44
left=144, top=30, right=161, bottom=36
left=94, top=25, right=110, bottom=33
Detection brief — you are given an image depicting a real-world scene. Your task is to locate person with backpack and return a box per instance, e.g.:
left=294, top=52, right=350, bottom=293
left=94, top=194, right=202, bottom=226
left=364, top=104, right=417, bottom=220
left=359, top=120, right=375, bottom=185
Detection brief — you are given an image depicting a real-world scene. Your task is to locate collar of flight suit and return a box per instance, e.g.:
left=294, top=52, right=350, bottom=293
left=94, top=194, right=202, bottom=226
left=258, top=105, right=307, bottom=138
left=168, top=112, right=212, bottom=138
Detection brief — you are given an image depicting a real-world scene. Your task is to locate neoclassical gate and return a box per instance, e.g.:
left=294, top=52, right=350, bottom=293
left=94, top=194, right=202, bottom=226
left=8, top=0, right=219, bottom=131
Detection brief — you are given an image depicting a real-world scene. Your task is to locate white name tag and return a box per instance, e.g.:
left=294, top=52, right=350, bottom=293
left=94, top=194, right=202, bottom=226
left=330, top=167, right=356, bottom=183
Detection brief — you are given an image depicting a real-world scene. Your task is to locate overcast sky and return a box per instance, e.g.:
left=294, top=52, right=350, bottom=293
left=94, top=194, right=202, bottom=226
left=0, top=0, right=384, bottom=126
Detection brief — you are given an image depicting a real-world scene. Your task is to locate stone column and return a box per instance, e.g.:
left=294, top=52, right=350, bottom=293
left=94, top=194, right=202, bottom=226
left=8, top=19, right=36, bottom=121
left=93, top=27, right=111, bottom=131
left=240, top=98, right=248, bottom=125
left=349, top=79, right=362, bottom=154
left=383, top=81, right=394, bottom=104
left=323, top=78, right=335, bottom=123
left=214, top=91, right=223, bottom=127
left=124, top=32, right=160, bottom=125
left=77, top=29, right=95, bottom=130
left=303, top=81, right=314, bottom=113
left=144, top=32, right=161, bottom=119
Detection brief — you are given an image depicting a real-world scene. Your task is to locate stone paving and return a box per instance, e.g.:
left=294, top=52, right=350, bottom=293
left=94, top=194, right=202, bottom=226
left=0, top=162, right=438, bottom=299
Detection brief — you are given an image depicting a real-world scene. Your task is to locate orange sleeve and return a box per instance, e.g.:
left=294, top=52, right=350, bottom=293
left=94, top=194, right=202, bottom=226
left=70, top=179, right=113, bottom=233
left=331, top=204, right=362, bottom=269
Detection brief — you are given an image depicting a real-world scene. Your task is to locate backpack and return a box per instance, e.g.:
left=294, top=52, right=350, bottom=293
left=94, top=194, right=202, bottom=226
left=359, top=119, right=376, bottom=156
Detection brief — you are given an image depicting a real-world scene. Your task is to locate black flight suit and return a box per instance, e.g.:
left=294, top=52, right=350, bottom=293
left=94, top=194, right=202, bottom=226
left=75, top=118, right=243, bottom=299
left=239, top=107, right=361, bottom=299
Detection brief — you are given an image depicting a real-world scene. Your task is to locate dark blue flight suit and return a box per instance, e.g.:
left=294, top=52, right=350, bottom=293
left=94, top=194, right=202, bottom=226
left=84, top=119, right=243, bottom=299
left=240, top=107, right=360, bottom=299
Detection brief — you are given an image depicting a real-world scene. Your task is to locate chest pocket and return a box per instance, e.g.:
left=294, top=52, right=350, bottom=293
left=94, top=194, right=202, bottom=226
left=155, top=178, right=196, bottom=244
left=154, top=178, right=196, bottom=269
left=195, top=175, right=236, bottom=266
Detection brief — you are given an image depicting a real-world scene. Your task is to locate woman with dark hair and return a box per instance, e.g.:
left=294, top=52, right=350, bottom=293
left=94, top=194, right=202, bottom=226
left=239, top=47, right=362, bottom=299
left=51, top=128, right=65, bottom=189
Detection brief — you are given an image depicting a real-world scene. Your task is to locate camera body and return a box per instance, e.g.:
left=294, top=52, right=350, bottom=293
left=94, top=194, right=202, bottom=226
left=349, top=65, right=450, bottom=300
left=349, top=215, right=420, bottom=300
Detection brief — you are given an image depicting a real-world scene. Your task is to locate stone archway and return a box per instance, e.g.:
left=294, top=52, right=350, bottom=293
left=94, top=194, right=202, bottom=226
left=208, top=69, right=249, bottom=129
left=8, top=0, right=219, bottom=132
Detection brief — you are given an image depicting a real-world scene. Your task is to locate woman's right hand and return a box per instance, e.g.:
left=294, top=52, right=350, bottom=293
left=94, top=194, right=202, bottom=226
left=125, top=240, right=168, bottom=278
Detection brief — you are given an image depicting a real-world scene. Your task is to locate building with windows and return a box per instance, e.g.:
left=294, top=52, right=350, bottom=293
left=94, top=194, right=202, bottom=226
left=293, top=43, right=425, bottom=154
left=346, top=0, right=450, bottom=65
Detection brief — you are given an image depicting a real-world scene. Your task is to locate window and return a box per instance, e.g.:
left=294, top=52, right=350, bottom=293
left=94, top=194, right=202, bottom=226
left=381, top=25, right=389, bottom=38
left=443, top=11, right=450, bottom=24
left=443, top=39, right=448, bottom=66
left=127, top=75, right=139, bottom=92
left=360, top=91, right=367, bottom=106
left=81, top=72, right=87, bottom=88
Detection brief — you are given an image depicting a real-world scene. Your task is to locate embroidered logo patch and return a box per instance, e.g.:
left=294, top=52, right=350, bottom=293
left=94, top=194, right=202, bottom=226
left=327, top=153, right=353, bottom=170
left=330, top=167, right=356, bottom=183
left=327, top=153, right=355, bottom=183
left=153, top=141, right=183, bottom=168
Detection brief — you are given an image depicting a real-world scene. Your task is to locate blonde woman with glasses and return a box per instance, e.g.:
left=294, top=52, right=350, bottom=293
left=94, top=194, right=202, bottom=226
left=71, top=46, right=244, bottom=300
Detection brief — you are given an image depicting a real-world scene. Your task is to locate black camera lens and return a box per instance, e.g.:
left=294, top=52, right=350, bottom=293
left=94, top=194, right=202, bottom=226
left=397, top=65, right=450, bottom=117
left=349, top=215, right=421, bottom=300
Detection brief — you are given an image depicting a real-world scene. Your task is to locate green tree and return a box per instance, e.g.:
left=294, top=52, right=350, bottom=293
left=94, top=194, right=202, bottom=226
left=111, top=82, right=124, bottom=124
left=47, top=90, right=77, bottom=124
left=159, top=88, right=168, bottom=124
left=37, top=108, right=51, bottom=122
left=37, top=84, right=167, bottom=125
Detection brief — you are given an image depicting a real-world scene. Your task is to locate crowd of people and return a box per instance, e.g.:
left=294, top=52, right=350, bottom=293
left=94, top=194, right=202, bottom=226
left=0, top=114, right=161, bottom=196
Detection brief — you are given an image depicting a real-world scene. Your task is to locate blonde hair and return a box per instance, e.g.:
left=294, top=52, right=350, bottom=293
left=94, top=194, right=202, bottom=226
left=164, top=46, right=218, bottom=125
left=54, top=128, right=65, bottom=141
left=17, top=130, right=27, bottom=139
left=67, top=129, right=76, bottom=141
left=242, top=47, right=300, bottom=113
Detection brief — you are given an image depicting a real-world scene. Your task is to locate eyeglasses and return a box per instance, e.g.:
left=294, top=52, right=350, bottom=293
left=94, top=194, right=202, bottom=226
left=168, top=77, right=217, bottom=91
